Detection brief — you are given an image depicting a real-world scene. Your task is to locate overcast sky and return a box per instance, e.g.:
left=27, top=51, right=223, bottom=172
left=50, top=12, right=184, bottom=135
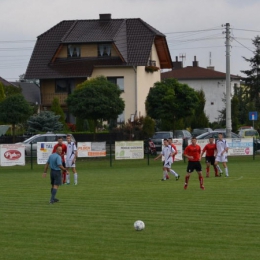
left=1, top=0, right=260, bottom=81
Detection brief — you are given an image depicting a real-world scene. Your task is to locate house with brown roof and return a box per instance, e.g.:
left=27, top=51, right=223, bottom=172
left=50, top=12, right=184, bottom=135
left=161, top=57, right=241, bottom=122
left=25, top=14, right=172, bottom=123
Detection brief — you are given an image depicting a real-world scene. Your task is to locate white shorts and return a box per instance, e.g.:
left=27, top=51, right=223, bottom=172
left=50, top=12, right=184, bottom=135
left=66, top=159, right=76, bottom=168
left=216, top=154, right=228, bottom=163
left=163, top=158, right=173, bottom=169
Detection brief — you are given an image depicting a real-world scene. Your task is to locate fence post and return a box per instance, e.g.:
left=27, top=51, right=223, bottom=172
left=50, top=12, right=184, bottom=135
left=109, top=140, right=112, bottom=167
left=253, top=137, right=255, bottom=160
left=30, top=143, right=33, bottom=170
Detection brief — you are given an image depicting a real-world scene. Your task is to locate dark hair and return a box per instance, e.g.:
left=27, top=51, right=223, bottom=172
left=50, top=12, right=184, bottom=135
left=168, top=137, right=172, bottom=140
left=66, top=134, right=71, bottom=137
left=57, top=136, right=63, bottom=140
left=163, top=138, right=168, bottom=141
left=191, top=136, right=197, bottom=140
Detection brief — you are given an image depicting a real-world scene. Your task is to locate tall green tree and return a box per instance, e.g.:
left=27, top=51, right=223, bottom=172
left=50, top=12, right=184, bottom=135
left=27, top=111, right=63, bottom=133
left=0, top=94, right=32, bottom=141
left=145, top=78, right=199, bottom=130
left=231, top=95, right=239, bottom=132
left=241, top=36, right=260, bottom=111
left=0, top=82, right=5, bottom=102
left=50, top=97, right=67, bottom=130
left=190, top=90, right=209, bottom=129
left=66, top=76, right=125, bottom=133
left=3, top=84, right=22, bottom=97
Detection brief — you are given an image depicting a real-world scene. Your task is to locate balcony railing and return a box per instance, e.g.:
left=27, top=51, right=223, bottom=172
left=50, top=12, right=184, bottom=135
left=41, top=93, right=68, bottom=106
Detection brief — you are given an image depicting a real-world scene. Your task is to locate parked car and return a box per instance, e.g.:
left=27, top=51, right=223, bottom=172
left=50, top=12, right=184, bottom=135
left=238, top=126, right=254, bottom=131
left=196, top=131, right=240, bottom=139
left=151, top=131, right=173, bottom=151
left=17, top=133, right=76, bottom=156
left=173, top=129, right=192, bottom=148
left=238, top=129, right=259, bottom=139
left=191, top=128, right=212, bottom=137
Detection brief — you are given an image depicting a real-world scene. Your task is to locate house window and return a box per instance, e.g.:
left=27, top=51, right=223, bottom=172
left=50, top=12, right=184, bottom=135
left=98, top=44, right=111, bottom=57
left=55, top=79, right=69, bottom=93
left=67, top=45, right=81, bottom=58
left=107, top=77, right=124, bottom=91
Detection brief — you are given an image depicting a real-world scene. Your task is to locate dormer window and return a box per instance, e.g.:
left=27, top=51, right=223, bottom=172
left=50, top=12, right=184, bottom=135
left=67, top=45, right=81, bottom=58
left=98, top=44, right=111, bottom=57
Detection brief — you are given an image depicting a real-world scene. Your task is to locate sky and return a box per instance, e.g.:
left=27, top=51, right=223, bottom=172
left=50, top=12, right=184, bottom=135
left=1, top=0, right=260, bottom=81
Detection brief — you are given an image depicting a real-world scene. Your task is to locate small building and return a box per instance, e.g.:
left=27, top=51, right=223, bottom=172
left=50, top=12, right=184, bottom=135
left=24, top=14, right=172, bottom=123
left=161, top=57, right=241, bottom=122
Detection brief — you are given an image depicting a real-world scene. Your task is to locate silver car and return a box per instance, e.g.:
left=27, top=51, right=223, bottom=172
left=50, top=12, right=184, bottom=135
left=17, top=133, right=76, bottom=156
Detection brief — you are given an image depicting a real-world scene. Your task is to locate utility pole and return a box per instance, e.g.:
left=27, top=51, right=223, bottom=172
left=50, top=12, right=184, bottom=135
left=225, top=23, right=232, bottom=138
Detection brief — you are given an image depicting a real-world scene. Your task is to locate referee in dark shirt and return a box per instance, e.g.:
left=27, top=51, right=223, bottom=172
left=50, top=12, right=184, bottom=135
left=42, top=146, right=67, bottom=204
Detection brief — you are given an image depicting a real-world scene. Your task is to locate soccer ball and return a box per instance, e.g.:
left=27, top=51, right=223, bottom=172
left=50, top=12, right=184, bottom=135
left=134, top=220, right=145, bottom=231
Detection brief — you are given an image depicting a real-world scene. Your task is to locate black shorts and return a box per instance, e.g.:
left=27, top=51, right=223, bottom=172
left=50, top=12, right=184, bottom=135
left=205, top=156, right=215, bottom=165
left=50, top=169, right=62, bottom=186
left=187, top=161, right=202, bottom=173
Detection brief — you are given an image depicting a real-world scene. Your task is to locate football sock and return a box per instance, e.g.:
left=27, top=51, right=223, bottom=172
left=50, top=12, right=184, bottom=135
left=216, top=165, right=222, bottom=173
left=185, top=175, right=190, bottom=184
left=50, top=188, right=57, bottom=202
left=66, top=174, right=70, bottom=184
left=199, top=176, right=204, bottom=186
left=170, top=169, right=178, bottom=177
left=63, top=172, right=66, bottom=183
left=214, top=166, right=218, bottom=175
left=206, top=166, right=210, bottom=173
left=225, top=167, right=229, bottom=176
left=74, top=173, right=78, bottom=184
left=163, top=170, right=167, bottom=180
left=51, top=188, right=53, bottom=194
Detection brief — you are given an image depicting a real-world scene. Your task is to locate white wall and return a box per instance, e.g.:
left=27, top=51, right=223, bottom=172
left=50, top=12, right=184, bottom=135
left=178, top=79, right=240, bottom=122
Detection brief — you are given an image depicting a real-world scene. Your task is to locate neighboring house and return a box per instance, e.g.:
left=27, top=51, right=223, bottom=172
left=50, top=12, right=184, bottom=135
left=11, top=81, right=41, bottom=106
left=161, top=57, right=241, bottom=122
left=0, top=76, right=40, bottom=108
left=24, top=13, right=172, bottom=123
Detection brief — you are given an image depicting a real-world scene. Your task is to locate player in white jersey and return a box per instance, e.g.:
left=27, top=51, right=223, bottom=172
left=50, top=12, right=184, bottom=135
left=214, top=132, right=229, bottom=177
left=65, top=134, right=78, bottom=185
left=154, top=139, right=175, bottom=181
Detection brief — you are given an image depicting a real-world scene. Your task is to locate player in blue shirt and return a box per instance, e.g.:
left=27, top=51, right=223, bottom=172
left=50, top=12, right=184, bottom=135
left=43, top=146, right=67, bottom=204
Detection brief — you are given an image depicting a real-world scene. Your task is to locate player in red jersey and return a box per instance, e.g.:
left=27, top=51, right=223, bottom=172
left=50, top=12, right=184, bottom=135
left=183, top=137, right=204, bottom=190
left=201, top=137, right=219, bottom=177
left=52, top=137, right=67, bottom=184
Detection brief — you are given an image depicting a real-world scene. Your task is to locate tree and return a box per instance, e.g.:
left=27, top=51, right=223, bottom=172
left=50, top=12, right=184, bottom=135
left=27, top=111, right=63, bottom=133
left=50, top=97, right=67, bottom=130
left=241, top=36, right=260, bottom=111
left=145, top=78, right=199, bottom=130
left=66, top=76, right=125, bottom=133
left=231, top=95, right=239, bottom=132
left=190, top=90, right=209, bottom=129
left=0, top=94, right=32, bottom=141
left=3, top=84, right=22, bottom=97
left=0, top=82, right=5, bottom=102
left=142, top=116, right=155, bottom=138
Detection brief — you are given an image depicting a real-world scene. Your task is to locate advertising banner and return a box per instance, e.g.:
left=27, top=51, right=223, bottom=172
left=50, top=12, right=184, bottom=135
left=188, top=138, right=253, bottom=157
left=77, top=142, right=106, bottom=157
left=0, top=144, right=25, bottom=166
left=115, top=141, right=144, bottom=160
left=37, top=142, right=57, bottom=164
left=161, top=138, right=183, bottom=161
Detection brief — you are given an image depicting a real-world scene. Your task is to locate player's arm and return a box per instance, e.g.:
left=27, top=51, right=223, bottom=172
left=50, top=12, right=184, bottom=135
left=73, top=145, right=77, bottom=163
left=172, top=146, right=177, bottom=156
left=183, top=148, right=193, bottom=159
left=201, top=146, right=206, bottom=157
left=42, top=163, right=49, bottom=177
left=154, top=152, right=163, bottom=160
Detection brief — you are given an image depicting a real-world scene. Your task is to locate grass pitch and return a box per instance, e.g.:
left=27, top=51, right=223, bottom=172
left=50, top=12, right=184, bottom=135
left=0, top=156, right=260, bottom=260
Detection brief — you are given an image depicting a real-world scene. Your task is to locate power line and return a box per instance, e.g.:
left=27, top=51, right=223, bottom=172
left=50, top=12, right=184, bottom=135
left=231, top=28, right=260, bottom=33
left=231, top=37, right=254, bottom=52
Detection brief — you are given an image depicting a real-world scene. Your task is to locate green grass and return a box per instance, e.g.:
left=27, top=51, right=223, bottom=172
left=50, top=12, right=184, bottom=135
left=1, top=156, right=260, bottom=260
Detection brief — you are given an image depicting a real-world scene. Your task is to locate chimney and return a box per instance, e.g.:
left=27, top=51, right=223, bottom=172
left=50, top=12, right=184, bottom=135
left=193, top=56, right=199, bottom=67
left=99, top=13, right=112, bottom=21
left=172, top=56, right=183, bottom=70
left=207, top=66, right=215, bottom=70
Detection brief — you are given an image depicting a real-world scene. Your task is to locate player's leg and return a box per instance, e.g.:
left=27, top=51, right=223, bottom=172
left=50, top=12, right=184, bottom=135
left=222, top=161, right=229, bottom=177
left=50, top=170, right=61, bottom=204
left=212, top=157, right=219, bottom=177
left=169, top=163, right=180, bottom=180
left=72, top=166, right=78, bottom=185
left=205, top=160, right=210, bottom=177
left=196, top=162, right=204, bottom=190
left=184, top=162, right=193, bottom=189
left=214, top=157, right=223, bottom=176
left=162, top=166, right=168, bottom=181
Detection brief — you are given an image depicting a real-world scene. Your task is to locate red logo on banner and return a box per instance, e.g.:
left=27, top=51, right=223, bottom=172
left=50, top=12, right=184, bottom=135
left=4, top=150, right=22, bottom=160
left=245, top=147, right=250, bottom=155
